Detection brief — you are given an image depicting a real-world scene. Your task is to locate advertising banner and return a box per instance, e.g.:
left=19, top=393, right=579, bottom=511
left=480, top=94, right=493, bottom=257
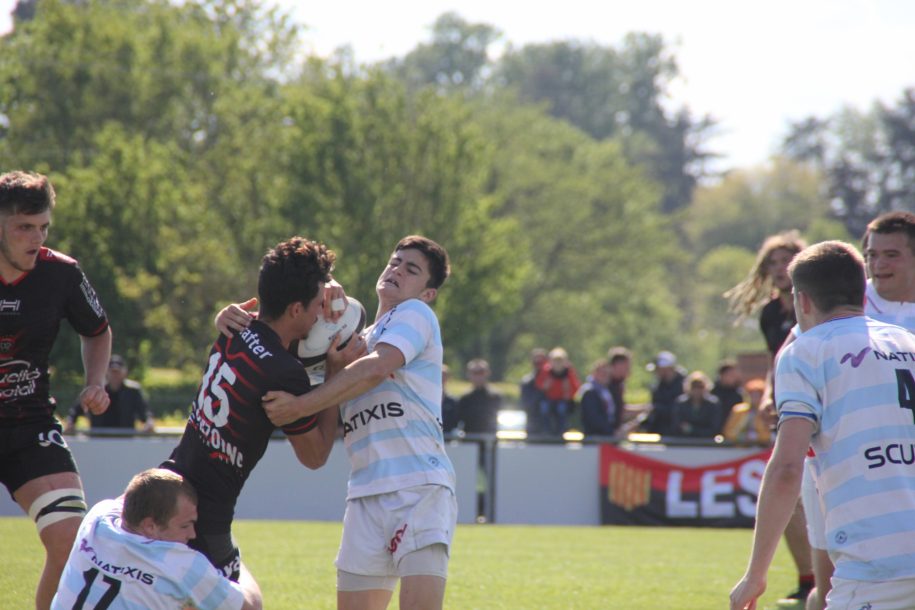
left=599, top=444, right=772, bottom=527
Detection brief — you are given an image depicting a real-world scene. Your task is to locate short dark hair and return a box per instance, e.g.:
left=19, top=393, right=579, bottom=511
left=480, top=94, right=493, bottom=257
left=607, top=346, right=632, bottom=366
left=863, top=211, right=915, bottom=256
left=0, top=171, right=56, bottom=216
left=258, top=237, right=335, bottom=321
left=123, top=469, right=197, bottom=529
left=395, top=235, right=450, bottom=289
left=717, top=359, right=738, bottom=377
left=789, top=241, right=866, bottom=313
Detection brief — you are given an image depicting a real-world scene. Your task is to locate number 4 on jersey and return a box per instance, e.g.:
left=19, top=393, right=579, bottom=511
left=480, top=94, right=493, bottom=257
left=898, top=369, right=915, bottom=424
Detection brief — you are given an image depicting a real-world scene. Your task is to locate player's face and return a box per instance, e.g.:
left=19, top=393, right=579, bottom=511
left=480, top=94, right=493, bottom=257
left=155, top=494, right=197, bottom=545
left=0, top=210, right=51, bottom=277
left=376, top=248, right=436, bottom=305
left=298, top=283, right=326, bottom=338
left=765, top=248, right=795, bottom=291
left=866, top=231, right=915, bottom=302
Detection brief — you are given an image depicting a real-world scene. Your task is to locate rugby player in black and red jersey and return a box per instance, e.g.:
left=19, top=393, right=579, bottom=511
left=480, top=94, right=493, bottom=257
left=161, top=237, right=365, bottom=583
left=0, top=171, right=112, bottom=610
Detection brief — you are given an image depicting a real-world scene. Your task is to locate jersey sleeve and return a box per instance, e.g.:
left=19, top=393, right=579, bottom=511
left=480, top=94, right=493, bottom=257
left=275, top=363, right=319, bottom=436
left=64, top=264, right=109, bottom=337
left=163, top=549, right=246, bottom=610
left=375, top=300, right=435, bottom=365
left=774, top=339, right=823, bottom=432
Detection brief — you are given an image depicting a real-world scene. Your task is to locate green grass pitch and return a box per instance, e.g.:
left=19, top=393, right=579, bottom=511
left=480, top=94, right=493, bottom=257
left=0, top=518, right=801, bottom=609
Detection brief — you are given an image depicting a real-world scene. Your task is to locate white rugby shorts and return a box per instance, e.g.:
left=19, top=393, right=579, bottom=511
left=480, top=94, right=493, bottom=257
left=335, top=484, right=457, bottom=578
left=826, top=576, right=915, bottom=610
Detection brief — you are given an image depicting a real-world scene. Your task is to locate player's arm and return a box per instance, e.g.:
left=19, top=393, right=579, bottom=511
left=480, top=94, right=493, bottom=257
left=760, top=330, right=799, bottom=423
left=237, top=561, right=263, bottom=610
left=264, top=342, right=403, bottom=427
left=78, top=327, right=112, bottom=415
left=215, top=281, right=348, bottom=338
left=729, top=416, right=813, bottom=610
left=285, top=332, right=366, bottom=468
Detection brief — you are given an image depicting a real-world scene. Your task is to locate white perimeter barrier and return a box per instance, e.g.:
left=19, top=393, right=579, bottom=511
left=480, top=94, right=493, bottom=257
left=0, top=436, right=479, bottom=524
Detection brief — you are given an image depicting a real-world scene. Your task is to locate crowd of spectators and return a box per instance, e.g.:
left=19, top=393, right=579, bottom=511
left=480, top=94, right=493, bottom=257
left=447, top=345, right=771, bottom=443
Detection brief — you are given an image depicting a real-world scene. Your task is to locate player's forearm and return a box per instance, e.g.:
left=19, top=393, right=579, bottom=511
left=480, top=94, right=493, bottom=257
left=745, top=458, right=804, bottom=578
left=292, top=354, right=391, bottom=417
left=81, top=327, right=112, bottom=387
left=237, top=561, right=263, bottom=610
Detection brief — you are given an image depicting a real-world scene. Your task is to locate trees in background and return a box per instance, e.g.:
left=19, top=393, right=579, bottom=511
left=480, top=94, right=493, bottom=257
left=782, top=90, right=915, bottom=237
left=2, top=1, right=904, bottom=386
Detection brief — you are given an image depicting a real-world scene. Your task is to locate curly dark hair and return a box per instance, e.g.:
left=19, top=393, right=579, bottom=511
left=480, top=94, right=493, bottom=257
left=258, top=237, right=336, bottom=320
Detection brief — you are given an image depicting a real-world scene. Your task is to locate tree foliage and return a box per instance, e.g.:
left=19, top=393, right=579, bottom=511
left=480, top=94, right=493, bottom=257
left=782, top=90, right=915, bottom=236
left=0, top=2, right=889, bottom=392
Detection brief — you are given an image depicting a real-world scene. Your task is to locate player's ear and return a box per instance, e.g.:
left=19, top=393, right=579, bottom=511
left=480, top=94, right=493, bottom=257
left=797, top=290, right=814, bottom=315
left=419, top=287, right=437, bottom=304
left=285, top=301, right=303, bottom=319
left=136, top=516, right=159, bottom=539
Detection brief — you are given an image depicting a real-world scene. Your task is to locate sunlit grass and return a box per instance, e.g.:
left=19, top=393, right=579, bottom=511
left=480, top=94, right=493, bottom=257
left=0, top=518, right=801, bottom=609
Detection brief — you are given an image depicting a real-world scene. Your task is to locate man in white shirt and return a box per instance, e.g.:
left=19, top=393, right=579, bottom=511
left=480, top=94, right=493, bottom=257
left=52, top=469, right=262, bottom=610
left=803, top=211, right=915, bottom=610
left=730, top=240, right=915, bottom=610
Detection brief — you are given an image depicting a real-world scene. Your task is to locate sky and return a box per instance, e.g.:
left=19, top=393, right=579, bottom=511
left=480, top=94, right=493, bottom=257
left=2, top=0, right=914, bottom=170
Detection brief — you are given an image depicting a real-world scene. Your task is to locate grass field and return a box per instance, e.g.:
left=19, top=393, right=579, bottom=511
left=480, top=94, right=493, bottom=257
left=0, top=518, right=803, bottom=609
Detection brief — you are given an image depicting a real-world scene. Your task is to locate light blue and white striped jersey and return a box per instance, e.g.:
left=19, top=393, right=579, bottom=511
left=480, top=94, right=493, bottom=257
left=866, top=279, right=915, bottom=331
left=788, top=280, right=915, bottom=343
left=52, top=499, right=244, bottom=610
left=341, top=298, right=455, bottom=499
left=776, top=315, right=915, bottom=581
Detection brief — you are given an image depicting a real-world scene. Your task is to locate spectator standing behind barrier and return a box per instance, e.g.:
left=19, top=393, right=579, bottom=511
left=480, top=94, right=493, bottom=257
left=441, top=364, right=459, bottom=434
left=711, top=359, right=744, bottom=427
left=520, top=348, right=547, bottom=435
left=644, top=351, right=686, bottom=436
left=606, top=347, right=632, bottom=430
left=52, top=468, right=262, bottom=610
left=579, top=359, right=617, bottom=437
left=670, top=371, right=722, bottom=439
left=65, top=355, right=154, bottom=433
left=721, top=378, right=771, bottom=444
left=456, top=359, right=501, bottom=434
left=535, top=347, right=581, bottom=436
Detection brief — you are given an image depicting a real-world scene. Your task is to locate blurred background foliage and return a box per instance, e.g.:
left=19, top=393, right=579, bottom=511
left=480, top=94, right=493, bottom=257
left=2, top=1, right=911, bottom=411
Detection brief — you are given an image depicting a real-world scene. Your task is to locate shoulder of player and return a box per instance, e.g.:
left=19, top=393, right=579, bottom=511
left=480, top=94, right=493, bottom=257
left=390, top=298, right=440, bottom=327
left=37, top=247, right=80, bottom=267
left=122, top=379, right=143, bottom=391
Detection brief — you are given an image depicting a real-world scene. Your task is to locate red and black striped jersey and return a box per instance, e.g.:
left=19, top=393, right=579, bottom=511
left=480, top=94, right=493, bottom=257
left=163, top=320, right=318, bottom=531
left=0, top=247, right=109, bottom=426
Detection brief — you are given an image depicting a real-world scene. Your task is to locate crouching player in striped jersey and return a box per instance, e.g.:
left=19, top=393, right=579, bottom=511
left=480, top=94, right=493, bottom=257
left=730, top=240, right=915, bottom=610
left=52, top=468, right=262, bottom=610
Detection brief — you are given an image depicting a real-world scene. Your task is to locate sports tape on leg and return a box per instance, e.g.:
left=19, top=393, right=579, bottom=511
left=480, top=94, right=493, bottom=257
left=28, top=488, right=87, bottom=533
left=331, top=298, right=346, bottom=312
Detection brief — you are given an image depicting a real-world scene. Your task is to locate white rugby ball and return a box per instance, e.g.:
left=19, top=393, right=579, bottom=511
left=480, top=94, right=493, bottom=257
left=296, top=296, right=366, bottom=365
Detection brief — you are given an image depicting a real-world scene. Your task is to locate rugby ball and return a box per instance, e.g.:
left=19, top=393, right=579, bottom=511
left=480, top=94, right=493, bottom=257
left=296, top=296, right=367, bottom=384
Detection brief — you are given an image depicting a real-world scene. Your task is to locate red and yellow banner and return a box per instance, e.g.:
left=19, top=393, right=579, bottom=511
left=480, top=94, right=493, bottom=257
left=599, top=445, right=772, bottom=527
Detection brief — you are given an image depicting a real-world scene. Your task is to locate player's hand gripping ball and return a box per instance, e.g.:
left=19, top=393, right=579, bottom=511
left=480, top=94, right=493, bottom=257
left=297, top=296, right=367, bottom=382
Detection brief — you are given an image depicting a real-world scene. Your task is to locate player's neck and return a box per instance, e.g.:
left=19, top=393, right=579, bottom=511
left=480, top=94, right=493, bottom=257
left=817, top=306, right=864, bottom=325
left=264, top=318, right=296, bottom=351
left=0, top=257, right=26, bottom=284
left=877, top=285, right=915, bottom=304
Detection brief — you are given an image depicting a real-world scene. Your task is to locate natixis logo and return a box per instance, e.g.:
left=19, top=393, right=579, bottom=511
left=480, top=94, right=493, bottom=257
left=840, top=347, right=871, bottom=368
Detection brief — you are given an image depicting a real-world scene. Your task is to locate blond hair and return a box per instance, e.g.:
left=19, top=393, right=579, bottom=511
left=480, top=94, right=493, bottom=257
left=724, top=230, right=806, bottom=320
